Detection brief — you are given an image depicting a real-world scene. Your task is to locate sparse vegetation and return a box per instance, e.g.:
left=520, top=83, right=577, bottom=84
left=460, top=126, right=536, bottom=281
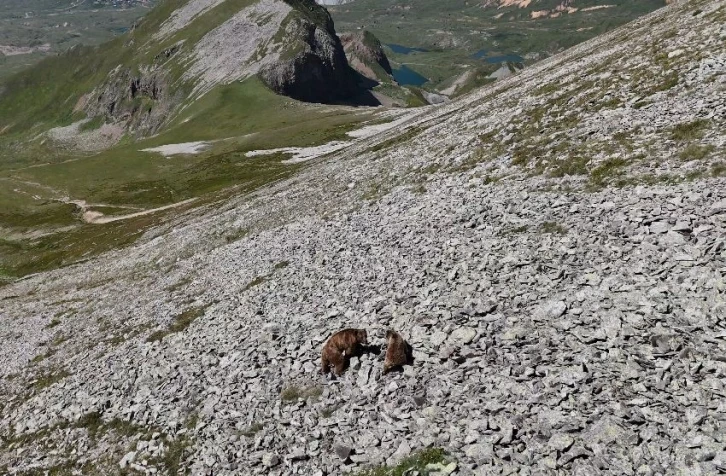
left=33, top=369, right=71, bottom=390
left=354, top=448, right=451, bottom=476
left=369, top=127, right=423, bottom=153
left=46, top=319, right=61, bottom=329
left=223, top=227, right=249, bottom=243
left=320, top=405, right=339, bottom=419
left=166, top=276, right=193, bottom=293
left=242, top=275, right=266, bottom=292
left=78, top=117, right=105, bottom=133
left=647, top=71, right=679, bottom=94
left=540, top=221, right=568, bottom=235
left=281, top=384, right=323, bottom=403
left=678, top=144, right=715, bottom=161
left=712, top=162, right=726, bottom=177
left=151, top=435, right=194, bottom=474
left=589, top=157, right=628, bottom=188
left=146, top=305, right=208, bottom=342
left=549, top=156, right=590, bottom=178
left=670, top=119, right=709, bottom=141
left=499, top=224, right=529, bottom=236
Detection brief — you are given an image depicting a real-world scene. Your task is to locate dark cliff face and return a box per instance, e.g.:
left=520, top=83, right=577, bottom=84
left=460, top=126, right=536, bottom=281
left=85, top=67, right=180, bottom=137
left=259, top=0, right=357, bottom=103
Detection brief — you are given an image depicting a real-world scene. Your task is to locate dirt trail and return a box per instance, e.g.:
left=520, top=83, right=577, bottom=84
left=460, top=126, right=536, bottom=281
left=1, top=177, right=194, bottom=225
left=78, top=199, right=197, bottom=224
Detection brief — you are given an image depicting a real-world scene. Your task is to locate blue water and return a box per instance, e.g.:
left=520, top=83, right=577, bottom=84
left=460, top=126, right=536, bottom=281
left=386, top=43, right=429, bottom=55
left=392, top=65, right=428, bottom=86
left=483, top=54, right=524, bottom=64
left=472, top=49, right=488, bottom=59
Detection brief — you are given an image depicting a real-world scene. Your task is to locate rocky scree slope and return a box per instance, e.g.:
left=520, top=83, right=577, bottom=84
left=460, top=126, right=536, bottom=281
left=0, top=0, right=357, bottom=141
left=1, top=0, right=726, bottom=474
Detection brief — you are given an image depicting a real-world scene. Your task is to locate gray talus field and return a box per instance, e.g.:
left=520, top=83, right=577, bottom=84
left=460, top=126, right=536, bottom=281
left=1, top=0, right=725, bottom=475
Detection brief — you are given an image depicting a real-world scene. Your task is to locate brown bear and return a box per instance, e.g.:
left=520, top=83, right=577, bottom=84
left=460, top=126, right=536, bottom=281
left=383, top=329, right=412, bottom=374
left=321, top=328, right=369, bottom=376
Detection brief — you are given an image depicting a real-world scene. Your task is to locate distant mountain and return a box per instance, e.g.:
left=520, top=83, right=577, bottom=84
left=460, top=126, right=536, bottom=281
left=323, top=0, right=666, bottom=95
left=0, top=0, right=365, bottom=141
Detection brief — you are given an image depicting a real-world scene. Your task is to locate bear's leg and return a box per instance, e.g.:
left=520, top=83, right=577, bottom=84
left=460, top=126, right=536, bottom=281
left=332, top=352, right=346, bottom=376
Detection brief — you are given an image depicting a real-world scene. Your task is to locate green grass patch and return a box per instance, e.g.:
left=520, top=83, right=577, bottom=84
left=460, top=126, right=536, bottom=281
left=678, top=144, right=715, bottom=161
left=354, top=448, right=452, bottom=476
left=670, top=119, right=710, bottom=142
left=34, top=369, right=71, bottom=390
left=146, top=305, right=208, bottom=342
left=589, top=157, right=628, bottom=188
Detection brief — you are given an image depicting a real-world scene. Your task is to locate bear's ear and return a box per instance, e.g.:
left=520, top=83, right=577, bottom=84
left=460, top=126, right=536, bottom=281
left=385, top=330, right=393, bottom=338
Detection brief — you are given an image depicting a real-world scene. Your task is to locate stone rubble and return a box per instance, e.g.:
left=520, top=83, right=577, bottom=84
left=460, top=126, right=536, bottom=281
left=1, top=0, right=725, bottom=474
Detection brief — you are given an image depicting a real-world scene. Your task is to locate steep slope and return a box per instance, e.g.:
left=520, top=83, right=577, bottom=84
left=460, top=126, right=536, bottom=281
left=0, top=0, right=359, bottom=142
left=1, top=0, right=725, bottom=475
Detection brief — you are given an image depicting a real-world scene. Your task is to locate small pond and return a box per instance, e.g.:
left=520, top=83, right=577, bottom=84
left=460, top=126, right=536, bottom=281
left=386, top=44, right=429, bottom=55
left=392, top=65, right=428, bottom=86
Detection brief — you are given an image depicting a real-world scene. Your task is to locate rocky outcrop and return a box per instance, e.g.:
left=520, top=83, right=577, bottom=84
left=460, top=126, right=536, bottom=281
left=339, top=30, right=393, bottom=83
left=259, top=5, right=356, bottom=103
left=84, top=67, right=180, bottom=137
left=259, top=0, right=357, bottom=103
left=85, top=0, right=362, bottom=137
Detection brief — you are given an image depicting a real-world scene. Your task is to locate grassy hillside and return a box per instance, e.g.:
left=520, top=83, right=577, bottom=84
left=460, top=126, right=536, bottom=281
left=0, top=0, right=378, bottom=280
left=0, top=76, right=373, bottom=279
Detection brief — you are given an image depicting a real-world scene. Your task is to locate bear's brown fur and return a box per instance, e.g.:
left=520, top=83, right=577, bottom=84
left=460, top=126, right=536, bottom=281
left=321, top=328, right=368, bottom=376
left=383, top=329, right=411, bottom=374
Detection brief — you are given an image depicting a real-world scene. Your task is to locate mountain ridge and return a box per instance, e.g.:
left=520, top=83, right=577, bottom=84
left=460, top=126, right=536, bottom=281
left=0, top=0, right=363, bottom=142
